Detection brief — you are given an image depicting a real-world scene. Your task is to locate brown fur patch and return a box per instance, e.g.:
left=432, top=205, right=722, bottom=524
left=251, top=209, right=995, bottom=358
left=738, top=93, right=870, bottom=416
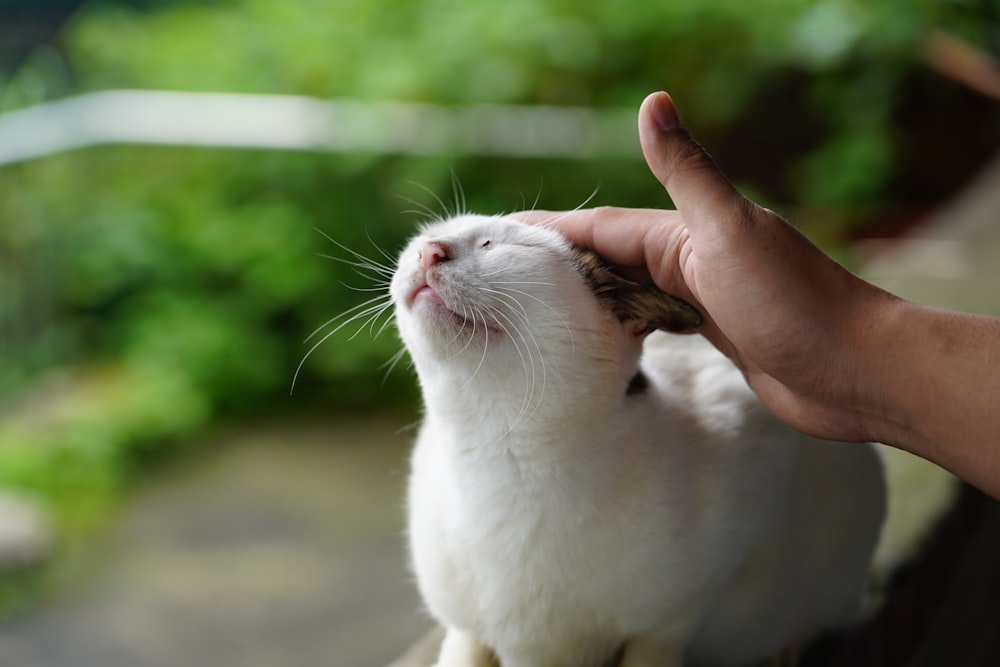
left=572, top=249, right=702, bottom=333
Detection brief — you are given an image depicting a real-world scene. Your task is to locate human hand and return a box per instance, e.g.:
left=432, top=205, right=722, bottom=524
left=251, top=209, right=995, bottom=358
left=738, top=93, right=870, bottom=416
left=521, top=92, right=901, bottom=444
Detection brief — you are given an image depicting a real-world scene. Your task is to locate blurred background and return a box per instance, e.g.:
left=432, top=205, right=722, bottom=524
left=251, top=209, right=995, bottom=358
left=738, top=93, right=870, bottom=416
left=0, top=1, right=999, bottom=665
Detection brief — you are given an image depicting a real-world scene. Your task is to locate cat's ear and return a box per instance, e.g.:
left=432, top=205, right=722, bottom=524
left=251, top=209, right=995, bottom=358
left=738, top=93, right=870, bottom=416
left=573, top=249, right=702, bottom=335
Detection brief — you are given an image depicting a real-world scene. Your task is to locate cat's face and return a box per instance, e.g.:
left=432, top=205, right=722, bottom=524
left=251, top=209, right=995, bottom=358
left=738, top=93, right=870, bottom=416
left=390, top=215, right=603, bottom=362
left=389, top=214, right=706, bottom=425
left=390, top=214, right=701, bottom=399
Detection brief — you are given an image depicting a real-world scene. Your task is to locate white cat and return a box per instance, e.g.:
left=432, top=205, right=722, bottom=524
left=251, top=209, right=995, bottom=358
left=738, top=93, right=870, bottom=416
left=389, top=214, right=885, bottom=667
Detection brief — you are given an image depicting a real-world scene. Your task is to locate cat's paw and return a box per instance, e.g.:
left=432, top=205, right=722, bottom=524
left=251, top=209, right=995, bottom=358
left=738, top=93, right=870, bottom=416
left=434, top=628, right=495, bottom=667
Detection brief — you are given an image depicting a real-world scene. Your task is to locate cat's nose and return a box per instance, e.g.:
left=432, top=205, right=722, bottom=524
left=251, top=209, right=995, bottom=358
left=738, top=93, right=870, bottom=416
left=420, top=242, right=451, bottom=271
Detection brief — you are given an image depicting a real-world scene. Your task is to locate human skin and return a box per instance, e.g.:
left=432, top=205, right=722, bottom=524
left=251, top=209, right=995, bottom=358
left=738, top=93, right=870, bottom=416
left=520, top=91, right=1000, bottom=499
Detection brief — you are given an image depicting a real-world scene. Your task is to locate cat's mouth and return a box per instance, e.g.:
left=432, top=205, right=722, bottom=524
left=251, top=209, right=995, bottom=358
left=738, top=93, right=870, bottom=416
left=409, top=283, right=503, bottom=336
left=408, top=281, right=446, bottom=310
left=411, top=284, right=437, bottom=304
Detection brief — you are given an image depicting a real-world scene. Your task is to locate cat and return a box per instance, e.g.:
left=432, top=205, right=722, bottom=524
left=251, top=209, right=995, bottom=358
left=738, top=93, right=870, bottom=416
left=389, top=213, right=885, bottom=667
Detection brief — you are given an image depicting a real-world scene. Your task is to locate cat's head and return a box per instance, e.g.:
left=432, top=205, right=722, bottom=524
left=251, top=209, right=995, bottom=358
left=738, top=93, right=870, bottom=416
left=390, top=214, right=699, bottom=399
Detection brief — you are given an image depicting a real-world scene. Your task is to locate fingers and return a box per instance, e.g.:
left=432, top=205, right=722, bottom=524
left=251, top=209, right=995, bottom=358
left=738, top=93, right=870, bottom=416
left=638, top=92, right=746, bottom=231
left=513, top=207, right=686, bottom=268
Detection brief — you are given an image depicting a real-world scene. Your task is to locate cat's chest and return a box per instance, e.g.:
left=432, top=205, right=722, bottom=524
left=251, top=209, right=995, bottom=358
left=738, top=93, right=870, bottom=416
left=411, top=427, right=671, bottom=587
left=415, top=478, right=627, bottom=636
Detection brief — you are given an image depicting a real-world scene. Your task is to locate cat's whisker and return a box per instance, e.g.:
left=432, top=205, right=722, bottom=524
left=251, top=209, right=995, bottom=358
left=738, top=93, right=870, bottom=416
left=314, top=228, right=397, bottom=278
left=290, top=325, right=339, bottom=395
left=475, top=269, right=554, bottom=286
left=479, top=287, right=531, bottom=326
left=503, top=184, right=544, bottom=221
left=524, top=184, right=544, bottom=216
left=450, top=169, right=467, bottom=218
left=514, top=324, right=548, bottom=427
left=480, top=306, right=532, bottom=417
left=364, top=228, right=401, bottom=266
left=491, top=285, right=576, bottom=358
left=379, top=347, right=410, bottom=385
left=456, top=302, right=481, bottom=359
left=316, top=246, right=395, bottom=270
left=327, top=300, right=392, bottom=344
left=399, top=203, right=440, bottom=223
left=440, top=302, right=477, bottom=359
left=482, top=303, right=546, bottom=441
left=292, top=227, right=409, bottom=393
left=358, top=300, right=396, bottom=341
left=305, top=293, right=392, bottom=343
left=486, top=286, right=574, bottom=359
left=371, top=304, right=399, bottom=339
left=291, top=296, right=396, bottom=393
left=341, top=282, right=392, bottom=293
left=457, top=308, right=492, bottom=395
left=575, top=185, right=601, bottom=211
left=406, top=181, right=457, bottom=221
left=482, top=298, right=545, bottom=414
left=530, top=187, right=602, bottom=232
left=317, top=251, right=395, bottom=280
left=489, top=281, right=557, bottom=287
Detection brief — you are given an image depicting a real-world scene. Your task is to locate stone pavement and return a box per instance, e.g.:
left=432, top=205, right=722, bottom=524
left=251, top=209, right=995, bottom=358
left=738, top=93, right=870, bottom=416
left=0, top=494, right=50, bottom=574
left=0, top=417, right=430, bottom=667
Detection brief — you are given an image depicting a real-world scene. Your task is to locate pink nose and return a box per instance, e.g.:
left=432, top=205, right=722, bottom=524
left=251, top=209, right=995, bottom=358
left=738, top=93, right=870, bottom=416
left=420, top=242, right=450, bottom=271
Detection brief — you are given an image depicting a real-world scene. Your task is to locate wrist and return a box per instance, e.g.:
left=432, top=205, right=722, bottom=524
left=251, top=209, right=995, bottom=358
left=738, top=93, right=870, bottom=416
left=857, top=296, right=1000, bottom=496
left=824, top=270, right=943, bottom=451
left=852, top=293, right=922, bottom=448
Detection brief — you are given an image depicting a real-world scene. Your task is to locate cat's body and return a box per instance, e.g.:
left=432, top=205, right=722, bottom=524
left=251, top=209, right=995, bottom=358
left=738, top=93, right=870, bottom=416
left=390, top=214, right=885, bottom=667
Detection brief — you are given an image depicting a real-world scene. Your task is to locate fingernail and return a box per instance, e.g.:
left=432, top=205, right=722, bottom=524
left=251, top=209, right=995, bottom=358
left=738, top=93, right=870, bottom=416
left=651, top=92, right=680, bottom=131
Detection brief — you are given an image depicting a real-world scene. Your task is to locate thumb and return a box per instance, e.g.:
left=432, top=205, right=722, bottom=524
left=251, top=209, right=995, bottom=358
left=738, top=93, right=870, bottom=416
left=638, top=92, right=745, bottom=227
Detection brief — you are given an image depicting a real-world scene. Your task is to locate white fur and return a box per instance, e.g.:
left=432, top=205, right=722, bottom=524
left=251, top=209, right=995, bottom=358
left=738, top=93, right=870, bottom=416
left=390, top=215, right=885, bottom=667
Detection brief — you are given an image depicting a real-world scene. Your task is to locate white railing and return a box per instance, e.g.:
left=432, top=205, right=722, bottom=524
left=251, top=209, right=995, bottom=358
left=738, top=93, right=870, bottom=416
left=0, top=90, right=640, bottom=166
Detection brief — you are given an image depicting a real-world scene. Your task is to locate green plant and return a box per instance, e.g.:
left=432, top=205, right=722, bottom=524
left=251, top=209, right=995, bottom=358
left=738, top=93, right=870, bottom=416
left=1, top=0, right=995, bottom=520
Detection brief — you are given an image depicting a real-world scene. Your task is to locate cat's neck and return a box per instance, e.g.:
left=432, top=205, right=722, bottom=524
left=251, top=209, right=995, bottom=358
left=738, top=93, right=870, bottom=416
left=416, top=355, right=624, bottom=461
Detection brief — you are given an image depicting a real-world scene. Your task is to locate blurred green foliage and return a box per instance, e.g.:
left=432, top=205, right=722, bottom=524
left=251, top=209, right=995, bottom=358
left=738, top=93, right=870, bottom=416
left=0, top=0, right=998, bottom=515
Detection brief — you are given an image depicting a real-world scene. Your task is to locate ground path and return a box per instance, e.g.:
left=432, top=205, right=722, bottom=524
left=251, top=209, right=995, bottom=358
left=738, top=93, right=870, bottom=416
left=0, top=417, right=429, bottom=667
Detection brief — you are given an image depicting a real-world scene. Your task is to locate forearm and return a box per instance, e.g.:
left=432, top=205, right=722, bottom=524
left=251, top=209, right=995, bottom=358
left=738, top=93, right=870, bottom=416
left=865, top=299, right=1000, bottom=497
